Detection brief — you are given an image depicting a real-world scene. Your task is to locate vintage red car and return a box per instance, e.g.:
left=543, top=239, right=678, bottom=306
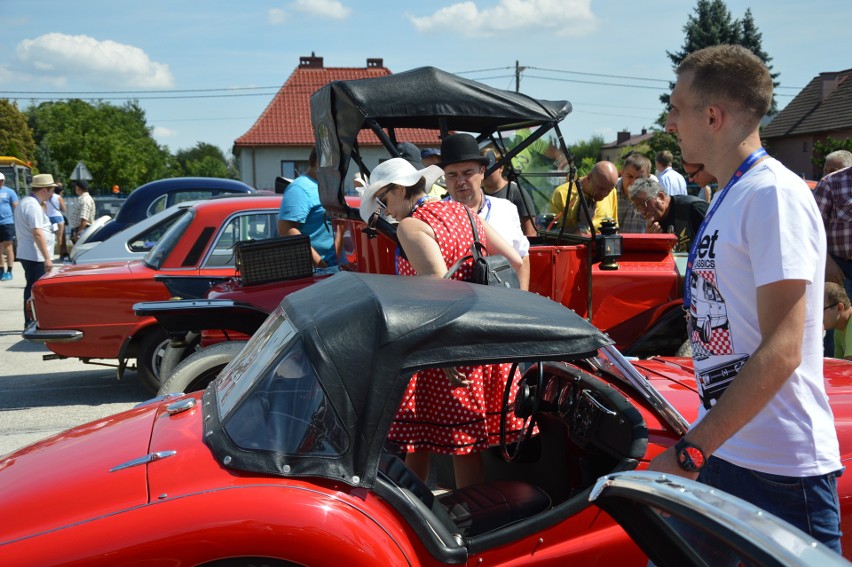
left=1, top=273, right=849, bottom=565
left=139, top=68, right=688, bottom=394
left=23, top=194, right=329, bottom=392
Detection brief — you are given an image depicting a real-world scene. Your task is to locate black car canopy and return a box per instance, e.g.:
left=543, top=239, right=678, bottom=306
left=309, top=66, right=572, bottom=217
left=206, top=272, right=610, bottom=486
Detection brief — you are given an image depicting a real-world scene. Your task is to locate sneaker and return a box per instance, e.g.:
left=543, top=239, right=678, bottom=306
left=0, top=272, right=10, bottom=281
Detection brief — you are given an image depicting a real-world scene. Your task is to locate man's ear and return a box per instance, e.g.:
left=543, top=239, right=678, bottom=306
left=707, top=105, right=725, bottom=132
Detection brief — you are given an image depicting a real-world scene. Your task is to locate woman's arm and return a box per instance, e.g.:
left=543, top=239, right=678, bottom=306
left=397, top=217, right=447, bottom=277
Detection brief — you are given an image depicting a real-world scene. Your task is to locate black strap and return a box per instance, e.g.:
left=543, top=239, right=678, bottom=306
left=443, top=206, right=487, bottom=279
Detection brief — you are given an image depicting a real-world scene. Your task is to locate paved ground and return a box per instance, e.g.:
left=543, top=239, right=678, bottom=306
left=0, top=266, right=150, bottom=457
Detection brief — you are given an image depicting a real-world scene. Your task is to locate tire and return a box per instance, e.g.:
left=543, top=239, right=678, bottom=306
left=136, top=327, right=170, bottom=393
left=159, top=332, right=201, bottom=383
left=158, top=340, right=248, bottom=395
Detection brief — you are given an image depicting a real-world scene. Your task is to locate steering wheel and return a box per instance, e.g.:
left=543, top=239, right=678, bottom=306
left=500, top=362, right=543, bottom=462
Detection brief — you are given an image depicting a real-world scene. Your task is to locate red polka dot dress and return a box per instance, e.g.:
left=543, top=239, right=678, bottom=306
left=388, top=200, right=526, bottom=455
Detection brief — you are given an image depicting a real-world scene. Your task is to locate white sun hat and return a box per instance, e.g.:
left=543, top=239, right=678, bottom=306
left=359, top=157, right=443, bottom=222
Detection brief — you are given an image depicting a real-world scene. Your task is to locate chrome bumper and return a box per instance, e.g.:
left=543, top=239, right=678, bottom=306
left=22, top=321, right=83, bottom=343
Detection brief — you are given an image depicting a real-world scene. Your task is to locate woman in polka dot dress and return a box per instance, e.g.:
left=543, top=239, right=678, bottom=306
left=360, top=157, right=523, bottom=488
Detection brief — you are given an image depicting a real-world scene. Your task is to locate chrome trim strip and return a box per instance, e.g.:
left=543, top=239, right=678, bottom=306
left=110, top=450, right=177, bottom=472
left=601, top=344, right=690, bottom=435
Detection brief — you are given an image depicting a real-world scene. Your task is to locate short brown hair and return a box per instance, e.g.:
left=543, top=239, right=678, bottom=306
left=655, top=150, right=674, bottom=168
left=677, top=44, right=772, bottom=126
left=825, top=282, right=850, bottom=309
left=623, top=153, right=651, bottom=174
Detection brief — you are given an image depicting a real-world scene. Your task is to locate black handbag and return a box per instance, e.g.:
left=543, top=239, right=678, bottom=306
left=443, top=206, right=520, bottom=289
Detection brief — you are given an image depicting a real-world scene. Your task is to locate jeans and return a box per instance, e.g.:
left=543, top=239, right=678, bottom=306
left=699, top=456, right=843, bottom=553
left=20, top=258, right=45, bottom=325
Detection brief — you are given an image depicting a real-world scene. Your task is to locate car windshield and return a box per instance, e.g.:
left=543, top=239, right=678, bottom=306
left=129, top=207, right=191, bottom=252
left=143, top=209, right=195, bottom=269
left=215, top=306, right=350, bottom=457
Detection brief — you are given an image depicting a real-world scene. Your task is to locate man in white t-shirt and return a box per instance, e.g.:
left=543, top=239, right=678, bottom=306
left=440, top=133, right=531, bottom=290
left=648, top=45, right=842, bottom=552
left=15, top=173, right=57, bottom=326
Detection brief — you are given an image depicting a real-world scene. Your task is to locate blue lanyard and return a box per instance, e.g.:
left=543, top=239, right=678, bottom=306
left=442, top=193, right=491, bottom=221
left=683, top=148, right=768, bottom=309
left=477, top=195, right=493, bottom=222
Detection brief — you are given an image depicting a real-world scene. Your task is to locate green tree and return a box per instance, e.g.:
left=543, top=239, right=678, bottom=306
left=173, top=142, right=237, bottom=179
left=662, top=0, right=779, bottom=113
left=568, top=134, right=605, bottom=165
left=813, top=137, right=852, bottom=172
left=27, top=99, right=171, bottom=190
left=0, top=99, right=37, bottom=165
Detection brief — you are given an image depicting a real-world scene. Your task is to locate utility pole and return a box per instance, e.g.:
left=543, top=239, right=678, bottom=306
left=515, top=60, right=527, bottom=92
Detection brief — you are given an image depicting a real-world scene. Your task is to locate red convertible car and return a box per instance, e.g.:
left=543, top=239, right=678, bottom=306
left=139, top=68, right=688, bottom=393
left=22, top=194, right=328, bottom=392
left=1, top=273, right=849, bottom=566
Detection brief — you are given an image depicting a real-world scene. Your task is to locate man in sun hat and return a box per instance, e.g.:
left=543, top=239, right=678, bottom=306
left=439, top=133, right=530, bottom=289
left=15, top=173, right=58, bottom=325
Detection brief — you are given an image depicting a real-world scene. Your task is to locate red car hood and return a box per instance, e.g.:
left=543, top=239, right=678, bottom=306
left=44, top=260, right=138, bottom=279
left=0, top=402, right=158, bottom=545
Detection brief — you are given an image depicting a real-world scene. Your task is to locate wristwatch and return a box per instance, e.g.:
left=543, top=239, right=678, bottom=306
left=674, top=438, right=706, bottom=472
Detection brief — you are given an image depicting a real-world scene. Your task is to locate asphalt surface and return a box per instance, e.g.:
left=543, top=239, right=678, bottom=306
left=0, top=264, right=150, bottom=458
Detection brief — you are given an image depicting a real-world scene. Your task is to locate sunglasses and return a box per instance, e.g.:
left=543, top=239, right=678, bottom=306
left=825, top=303, right=839, bottom=311
left=685, top=165, right=704, bottom=181
left=375, top=184, right=395, bottom=211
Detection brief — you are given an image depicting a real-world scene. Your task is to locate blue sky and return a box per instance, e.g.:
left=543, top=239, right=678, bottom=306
left=2, top=0, right=850, bottom=159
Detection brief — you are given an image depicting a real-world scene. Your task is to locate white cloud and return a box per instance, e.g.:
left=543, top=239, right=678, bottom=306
left=15, top=33, right=174, bottom=89
left=290, top=0, right=351, bottom=20
left=268, top=8, right=288, bottom=25
left=410, top=0, right=597, bottom=38
left=153, top=126, right=176, bottom=138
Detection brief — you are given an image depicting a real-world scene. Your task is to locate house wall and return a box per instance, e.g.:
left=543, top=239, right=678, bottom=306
left=766, top=135, right=814, bottom=178
left=766, top=129, right=852, bottom=179
left=237, top=146, right=403, bottom=194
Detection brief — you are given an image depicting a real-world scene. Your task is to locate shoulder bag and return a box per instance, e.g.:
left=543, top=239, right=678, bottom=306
left=443, top=206, right=520, bottom=289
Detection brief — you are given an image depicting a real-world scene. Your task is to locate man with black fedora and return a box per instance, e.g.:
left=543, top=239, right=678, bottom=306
left=440, top=133, right=530, bottom=289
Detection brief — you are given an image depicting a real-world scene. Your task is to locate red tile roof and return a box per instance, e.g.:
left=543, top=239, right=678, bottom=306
left=234, top=61, right=440, bottom=148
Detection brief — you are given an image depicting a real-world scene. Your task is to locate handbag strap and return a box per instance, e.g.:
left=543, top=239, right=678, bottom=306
left=443, top=205, right=486, bottom=279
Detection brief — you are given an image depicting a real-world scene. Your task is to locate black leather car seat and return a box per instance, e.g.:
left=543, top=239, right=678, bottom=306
left=378, top=452, right=551, bottom=537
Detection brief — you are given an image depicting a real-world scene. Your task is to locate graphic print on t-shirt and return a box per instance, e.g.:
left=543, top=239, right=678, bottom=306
left=689, top=228, right=750, bottom=409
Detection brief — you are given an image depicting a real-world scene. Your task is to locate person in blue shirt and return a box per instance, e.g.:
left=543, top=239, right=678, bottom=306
left=0, top=172, right=20, bottom=281
left=276, top=148, right=336, bottom=267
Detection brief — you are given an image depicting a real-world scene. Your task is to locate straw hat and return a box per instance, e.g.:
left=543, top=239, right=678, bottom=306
left=32, top=174, right=59, bottom=188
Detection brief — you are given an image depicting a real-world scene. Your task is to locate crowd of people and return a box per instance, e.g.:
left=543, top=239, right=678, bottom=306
left=3, top=43, right=848, bottom=554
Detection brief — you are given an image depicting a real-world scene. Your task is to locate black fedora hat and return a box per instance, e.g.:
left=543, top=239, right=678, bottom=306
left=439, top=133, right=489, bottom=168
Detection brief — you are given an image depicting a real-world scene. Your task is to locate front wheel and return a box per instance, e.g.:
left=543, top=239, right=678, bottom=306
left=159, top=332, right=201, bottom=383
left=136, top=327, right=170, bottom=393
left=158, top=341, right=247, bottom=395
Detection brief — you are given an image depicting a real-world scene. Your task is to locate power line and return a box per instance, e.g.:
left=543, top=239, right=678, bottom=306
left=528, top=66, right=671, bottom=84
left=0, top=85, right=281, bottom=95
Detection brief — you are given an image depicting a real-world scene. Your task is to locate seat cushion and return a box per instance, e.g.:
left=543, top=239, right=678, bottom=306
left=438, top=480, right=551, bottom=536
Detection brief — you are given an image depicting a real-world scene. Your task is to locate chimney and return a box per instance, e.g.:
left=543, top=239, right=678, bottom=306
left=366, top=58, right=383, bottom=68
left=299, top=52, right=324, bottom=69
left=820, top=72, right=846, bottom=101
left=616, top=130, right=631, bottom=145
left=641, top=127, right=647, bottom=135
